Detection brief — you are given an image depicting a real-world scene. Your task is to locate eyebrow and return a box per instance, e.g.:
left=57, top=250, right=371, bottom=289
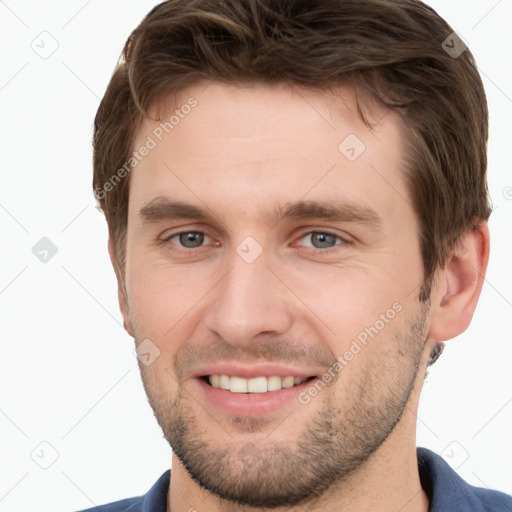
left=138, top=196, right=382, bottom=228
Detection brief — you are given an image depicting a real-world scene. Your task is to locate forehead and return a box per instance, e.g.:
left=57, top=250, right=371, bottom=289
left=128, top=81, right=411, bottom=226
left=140, top=81, right=399, bottom=156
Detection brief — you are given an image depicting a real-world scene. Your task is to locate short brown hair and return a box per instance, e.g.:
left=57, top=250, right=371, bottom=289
left=94, top=0, right=491, bottom=303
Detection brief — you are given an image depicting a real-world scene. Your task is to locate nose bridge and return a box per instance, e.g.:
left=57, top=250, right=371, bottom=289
left=204, top=247, right=293, bottom=345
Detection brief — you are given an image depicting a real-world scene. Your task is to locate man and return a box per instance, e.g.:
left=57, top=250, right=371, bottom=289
left=81, top=0, right=511, bottom=510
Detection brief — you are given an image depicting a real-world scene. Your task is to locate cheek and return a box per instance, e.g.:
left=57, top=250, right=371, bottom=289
left=281, top=262, right=408, bottom=340
left=126, top=261, right=213, bottom=340
left=127, top=266, right=205, bottom=392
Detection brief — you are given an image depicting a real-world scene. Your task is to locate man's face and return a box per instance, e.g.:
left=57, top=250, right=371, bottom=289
left=121, top=82, right=432, bottom=507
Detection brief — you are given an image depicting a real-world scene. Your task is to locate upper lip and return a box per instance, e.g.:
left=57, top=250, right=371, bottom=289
left=192, top=363, right=321, bottom=380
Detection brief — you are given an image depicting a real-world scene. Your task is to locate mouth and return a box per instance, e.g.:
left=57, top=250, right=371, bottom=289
left=192, top=364, right=323, bottom=417
left=202, top=374, right=317, bottom=393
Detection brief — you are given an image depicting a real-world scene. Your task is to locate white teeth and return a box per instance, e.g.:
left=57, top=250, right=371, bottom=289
left=229, top=376, right=248, bottom=393
left=282, top=376, right=295, bottom=389
left=247, top=376, right=268, bottom=393
left=207, top=375, right=306, bottom=393
left=267, top=375, right=282, bottom=392
left=219, top=374, right=230, bottom=390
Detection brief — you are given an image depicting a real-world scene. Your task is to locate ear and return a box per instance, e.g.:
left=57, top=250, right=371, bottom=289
left=427, top=222, right=490, bottom=342
left=108, top=236, right=134, bottom=337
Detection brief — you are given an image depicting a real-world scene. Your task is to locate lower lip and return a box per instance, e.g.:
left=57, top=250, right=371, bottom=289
left=195, top=378, right=315, bottom=417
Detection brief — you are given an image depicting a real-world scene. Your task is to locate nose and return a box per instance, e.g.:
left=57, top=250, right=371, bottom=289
left=203, top=249, right=294, bottom=347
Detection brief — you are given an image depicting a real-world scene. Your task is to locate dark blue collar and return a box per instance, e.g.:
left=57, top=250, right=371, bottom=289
left=417, top=447, right=511, bottom=511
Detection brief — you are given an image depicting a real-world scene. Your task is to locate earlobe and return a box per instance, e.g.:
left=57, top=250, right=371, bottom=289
left=428, top=222, right=490, bottom=342
left=108, top=236, right=134, bottom=338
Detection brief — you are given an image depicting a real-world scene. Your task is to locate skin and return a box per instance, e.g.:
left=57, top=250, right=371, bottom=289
left=110, top=81, right=489, bottom=512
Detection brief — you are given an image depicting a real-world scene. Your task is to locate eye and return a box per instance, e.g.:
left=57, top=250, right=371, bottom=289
left=297, top=231, right=346, bottom=250
left=165, top=231, right=213, bottom=249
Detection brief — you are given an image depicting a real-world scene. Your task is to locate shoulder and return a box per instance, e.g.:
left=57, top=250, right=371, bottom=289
left=72, top=470, right=170, bottom=512
left=417, top=447, right=512, bottom=512
left=470, top=486, right=512, bottom=511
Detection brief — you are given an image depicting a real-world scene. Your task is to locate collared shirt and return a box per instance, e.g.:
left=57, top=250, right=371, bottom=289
left=75, top=447, right=512, bottom=511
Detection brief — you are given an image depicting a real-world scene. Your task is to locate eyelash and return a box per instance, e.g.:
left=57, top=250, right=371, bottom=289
left=160, top=230, right=350, bottom=253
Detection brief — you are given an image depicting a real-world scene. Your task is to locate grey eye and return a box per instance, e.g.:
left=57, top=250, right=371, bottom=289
left=307, top=232, right=338, bottom=249
left=177, top=232, right=205, bottom=248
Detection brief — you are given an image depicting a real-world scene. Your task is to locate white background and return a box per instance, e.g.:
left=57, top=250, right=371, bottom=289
left=0, top=1, right=511, bottom=511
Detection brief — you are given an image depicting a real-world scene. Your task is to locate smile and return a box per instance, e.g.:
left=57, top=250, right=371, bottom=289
left=206, top=375, right=312, bottom=393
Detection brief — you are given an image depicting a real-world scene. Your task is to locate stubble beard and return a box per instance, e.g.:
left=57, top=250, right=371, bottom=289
left=138, top=308, right=427, bottom=508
